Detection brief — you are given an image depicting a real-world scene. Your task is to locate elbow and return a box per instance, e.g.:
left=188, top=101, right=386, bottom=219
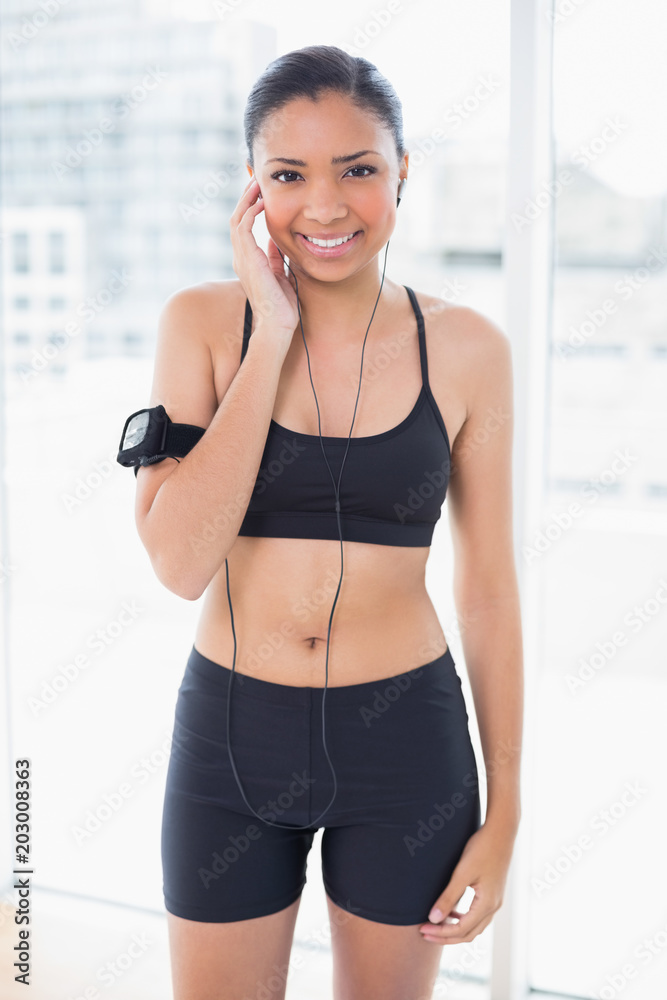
left=139, top=540, right=207, bottom=601
left=137, top=513, right=232, bottom=601
left=154, top=553, right=208, bottom=602
left=165, top=577, right=204, bottom=603
left=138, top=515, right=209, bottom=601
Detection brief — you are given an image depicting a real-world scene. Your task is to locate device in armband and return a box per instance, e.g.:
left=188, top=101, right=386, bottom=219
left=117, top=405, right=206, bottom=478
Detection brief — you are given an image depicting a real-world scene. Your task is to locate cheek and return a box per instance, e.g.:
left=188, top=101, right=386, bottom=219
left=264, top=200, right=297, bottom=233
left=352, top=189, right=393, bottom=223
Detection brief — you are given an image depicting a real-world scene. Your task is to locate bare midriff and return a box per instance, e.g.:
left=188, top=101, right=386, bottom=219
left=193, top=533, right=448, bottom=687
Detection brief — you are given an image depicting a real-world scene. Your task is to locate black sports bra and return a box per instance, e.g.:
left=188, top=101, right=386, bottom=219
left=237, top=286, right=451, bottom=548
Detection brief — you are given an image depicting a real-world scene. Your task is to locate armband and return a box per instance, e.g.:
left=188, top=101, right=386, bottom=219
left=116, top=405, right=206, bottom=478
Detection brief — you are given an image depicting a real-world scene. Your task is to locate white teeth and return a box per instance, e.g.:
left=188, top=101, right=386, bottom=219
left=304, top=232, right=357, bottom=247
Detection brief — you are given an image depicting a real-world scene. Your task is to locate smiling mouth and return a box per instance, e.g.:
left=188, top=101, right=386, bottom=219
left=295, top=230, right=363, bottom=257
left=300, top=231, right=361, bottom=248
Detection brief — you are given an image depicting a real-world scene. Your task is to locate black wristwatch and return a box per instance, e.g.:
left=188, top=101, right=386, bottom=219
left=117, top=405, right=205, bottom=477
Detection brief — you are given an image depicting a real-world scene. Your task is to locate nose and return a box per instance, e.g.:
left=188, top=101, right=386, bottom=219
left=301, top=182, right=350, bottom=225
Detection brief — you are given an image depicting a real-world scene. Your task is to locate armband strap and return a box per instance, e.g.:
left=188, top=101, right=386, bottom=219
left=116, top=405, right=206, bottom=478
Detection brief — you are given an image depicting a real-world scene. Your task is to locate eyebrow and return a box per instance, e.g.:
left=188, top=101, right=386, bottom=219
left=265, top=150, right=383, bottom=166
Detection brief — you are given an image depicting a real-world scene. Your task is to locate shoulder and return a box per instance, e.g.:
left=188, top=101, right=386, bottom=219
left=164, top=277, right=246, bottom=308
left=412, top=288, right=508, bottom=354
left=410, top=288, right=511, bottom=428
left=414, top=287, right=509, bottom=363
left=160, top=278, right=248, bottom=356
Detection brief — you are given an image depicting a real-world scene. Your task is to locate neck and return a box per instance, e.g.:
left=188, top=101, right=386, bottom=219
left=285, top=248, right=394, bottom=346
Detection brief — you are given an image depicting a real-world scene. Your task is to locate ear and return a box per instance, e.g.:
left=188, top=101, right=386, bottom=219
left=399, top=151, right=409, bottom=193
left=246, top=163, right=262, bottom=198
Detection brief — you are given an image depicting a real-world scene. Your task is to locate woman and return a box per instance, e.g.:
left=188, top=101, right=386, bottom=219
left=131, top=45, right=523, bottom=1000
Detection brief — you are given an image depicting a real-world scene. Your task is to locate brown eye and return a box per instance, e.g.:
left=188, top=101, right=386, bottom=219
left=270, top=171, right=302, bottom=183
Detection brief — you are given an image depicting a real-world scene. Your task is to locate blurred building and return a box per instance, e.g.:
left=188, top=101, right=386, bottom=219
left=1, top=0, right=275, bottom=368
left=1, top=206, right=86, bottom=381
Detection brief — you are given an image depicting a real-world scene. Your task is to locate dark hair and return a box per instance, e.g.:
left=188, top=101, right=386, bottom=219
left=244, top=44, right=407, bottom=170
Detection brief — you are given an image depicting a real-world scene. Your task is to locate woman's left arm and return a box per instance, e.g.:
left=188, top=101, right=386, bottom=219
left=420, top=306, right=524, bottom=945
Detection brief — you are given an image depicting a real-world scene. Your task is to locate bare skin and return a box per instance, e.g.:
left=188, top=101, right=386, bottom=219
left=192, top=276, right=464, bottom=689
left=167, top=892, right=449, bottom=1000
left=138, top=91, right=522, bottom=999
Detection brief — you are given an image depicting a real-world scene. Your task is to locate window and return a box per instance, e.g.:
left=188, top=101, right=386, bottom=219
left=13, top=231, right=29, bottom=272
left=48, top=231, right=65, bottom=273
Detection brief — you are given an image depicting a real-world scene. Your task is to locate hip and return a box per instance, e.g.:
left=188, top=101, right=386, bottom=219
left=167, top=642, right=479, bottom=826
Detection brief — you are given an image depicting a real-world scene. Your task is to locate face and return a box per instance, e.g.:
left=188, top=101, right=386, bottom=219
left=247, top=91, right=408, bottom=279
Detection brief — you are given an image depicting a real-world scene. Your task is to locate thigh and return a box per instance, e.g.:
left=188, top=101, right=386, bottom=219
left=318, top=648, right=481, bottom=927
left=325, top=894, right=442, bottom=1000
left=162, top=648, right=317, bottom=922
left=161, top=751, right=315, bottom=922
left=167, top=896, right=303, bottom=1000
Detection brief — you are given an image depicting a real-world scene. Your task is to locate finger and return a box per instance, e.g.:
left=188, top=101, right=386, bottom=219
left=423, top=914, right=473, bottom=942
left=267, top=238, right=286, bottom=265
left=266, top=243, right=283, bottom=280
left=235, top=196, right=265, bottom=234
left=423, top=877, right=470, bottom=928
left=420, top=885, right=476, bottom=934
left=423, top=910, right=495, bottom=946
left=421, top=895, right=477, bottom=934
left=422, top=893, right=491, bottom=942
left=231, top=177, right=258, bottom=217
left=230, top=178, right=261, bottom=223
left=245, top=195, right=265, bottom=217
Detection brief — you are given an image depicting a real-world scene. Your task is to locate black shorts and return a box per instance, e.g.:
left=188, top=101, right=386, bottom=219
left=161, top=643, right=481, bottom=925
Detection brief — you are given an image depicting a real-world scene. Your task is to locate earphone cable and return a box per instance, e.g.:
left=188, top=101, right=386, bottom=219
left=224, top=236, right=391, bottom=830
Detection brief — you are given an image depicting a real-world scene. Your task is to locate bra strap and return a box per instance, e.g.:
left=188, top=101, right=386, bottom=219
left=241, top=297, right=253, bottom=363
left=403, top=285, right=430, bottom=391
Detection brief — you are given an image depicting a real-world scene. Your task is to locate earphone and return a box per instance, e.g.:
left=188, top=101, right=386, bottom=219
left=222, top=178, right=406, bottom=829
left=397, top=176, right=407, bottom=206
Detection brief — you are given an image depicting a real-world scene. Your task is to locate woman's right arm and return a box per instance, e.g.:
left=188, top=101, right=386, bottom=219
left=134, top=285, right=291, bottom=601
left=134, top=174, right=300, bottom=600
